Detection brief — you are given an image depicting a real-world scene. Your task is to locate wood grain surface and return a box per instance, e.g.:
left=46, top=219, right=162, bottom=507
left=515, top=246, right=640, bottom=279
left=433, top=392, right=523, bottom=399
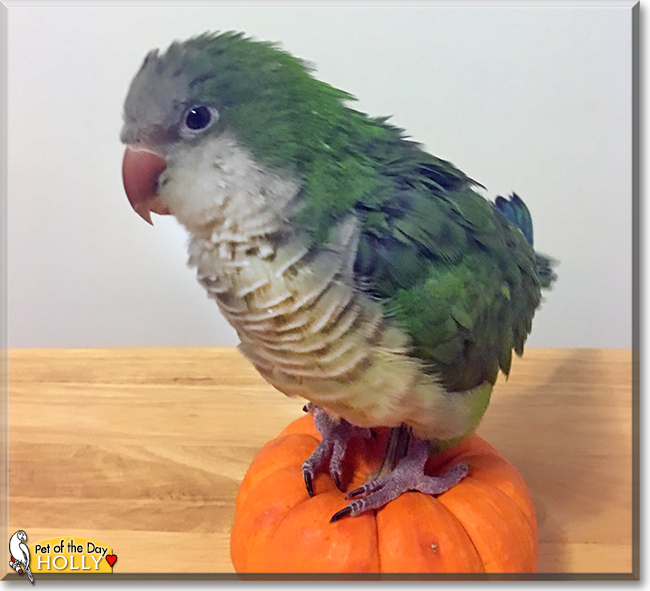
left=4, top=347, right=635, bottom=578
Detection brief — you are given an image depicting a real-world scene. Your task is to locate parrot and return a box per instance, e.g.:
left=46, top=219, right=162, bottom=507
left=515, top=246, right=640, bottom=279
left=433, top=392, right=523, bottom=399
left=9, top=530, right=34, bottom=584
left=120, top=32, right=556, bottom=522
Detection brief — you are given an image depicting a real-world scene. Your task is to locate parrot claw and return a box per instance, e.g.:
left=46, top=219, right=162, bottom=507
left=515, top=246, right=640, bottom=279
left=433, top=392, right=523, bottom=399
left=329, top=505, right=353, bottom=523
left=332, top=471, right=343, bottom=492
left=304, top=470, right=315, bottom=497
left=302, top=406, right=372, bottom=496
left=330, top=439, right=469, bottom=522
left=345, top=477, right=384, bottom=500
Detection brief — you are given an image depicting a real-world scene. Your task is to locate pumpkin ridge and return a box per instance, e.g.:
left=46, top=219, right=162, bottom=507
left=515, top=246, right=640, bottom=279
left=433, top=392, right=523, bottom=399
left=437, top=477, right=538, bottom=572
left=373, top=509, right=381, bottom=573
left=408, top=454, right=490, bottom=572
left=428, top=442, right=536, bottom=534
left=435, top=496, right=485, bottom=573
left=264, top=478, right=312, bottom=544
left=451, top=454, right=536, bottom=534
left=241, top=441, right=342, bottom=567
left=269, top=491, right=381, bottom=572
left=243, top=446, right=324, bottom=542
left=231, top=464, right=312, bottom=571
left=437, top=497, right=485, bottom=574
left=376, top=492, right=485, bottom=573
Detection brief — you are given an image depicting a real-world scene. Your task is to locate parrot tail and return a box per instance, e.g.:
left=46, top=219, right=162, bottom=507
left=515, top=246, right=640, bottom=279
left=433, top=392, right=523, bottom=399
left=535, top=252, right=558, bottom=290
left=494, top=193, right=534, bottom=245
left=494, top=193, right=558, bottom=290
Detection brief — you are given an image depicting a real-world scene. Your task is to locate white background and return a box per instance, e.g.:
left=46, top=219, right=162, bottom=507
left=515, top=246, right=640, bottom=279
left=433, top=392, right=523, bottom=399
left=6, top=3, right=633, bottom=349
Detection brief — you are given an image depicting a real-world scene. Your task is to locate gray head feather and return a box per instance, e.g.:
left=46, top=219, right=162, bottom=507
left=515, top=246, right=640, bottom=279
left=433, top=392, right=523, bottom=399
left=121, top=43, right=195, bottom=147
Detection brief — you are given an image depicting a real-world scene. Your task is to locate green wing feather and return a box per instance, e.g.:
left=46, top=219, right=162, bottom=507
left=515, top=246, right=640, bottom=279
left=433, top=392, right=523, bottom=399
left=340, top=118, right=544, bottom=392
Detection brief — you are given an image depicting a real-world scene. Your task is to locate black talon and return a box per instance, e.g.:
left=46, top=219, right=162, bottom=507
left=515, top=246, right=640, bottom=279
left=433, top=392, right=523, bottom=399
left=330, top=505, right=353, bottom=523
left=333, top=472, right=343, bottom=492
left=304, top=471, right=314, bottom=497
left=346, top=486, right=365, bottom=500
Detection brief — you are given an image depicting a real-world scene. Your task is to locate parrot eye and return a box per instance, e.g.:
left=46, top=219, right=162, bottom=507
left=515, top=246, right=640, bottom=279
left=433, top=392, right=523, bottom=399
left=182, top=105, right=218, bottom=135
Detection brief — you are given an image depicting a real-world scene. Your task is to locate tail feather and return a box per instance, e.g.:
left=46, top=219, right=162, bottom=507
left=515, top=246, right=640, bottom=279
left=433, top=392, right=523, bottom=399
left=494, top=193, right=558, bottom=290
left=494, top=193, right=533, bottom=246
left=535, top=252, right=558, bottom=289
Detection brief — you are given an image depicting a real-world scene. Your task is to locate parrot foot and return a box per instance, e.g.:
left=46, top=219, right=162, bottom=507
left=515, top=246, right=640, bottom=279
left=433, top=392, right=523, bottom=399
left=330, top=438, right=468, bottom=523
left=302, top=404, right=373, bottom=496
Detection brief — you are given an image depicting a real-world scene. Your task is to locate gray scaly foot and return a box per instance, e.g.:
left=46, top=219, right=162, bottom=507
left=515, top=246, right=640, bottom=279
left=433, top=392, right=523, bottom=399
left=302, top=404, right=373, bottom=496
left=330, top=438, right=468, bottom=522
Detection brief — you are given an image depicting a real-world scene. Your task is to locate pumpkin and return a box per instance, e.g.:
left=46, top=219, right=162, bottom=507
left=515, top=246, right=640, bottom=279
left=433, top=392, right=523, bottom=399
left=230, top=414, right=538, bottom=573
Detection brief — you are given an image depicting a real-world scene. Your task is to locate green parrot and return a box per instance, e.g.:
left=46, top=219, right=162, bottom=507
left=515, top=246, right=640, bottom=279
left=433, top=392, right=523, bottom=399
left=120, top=32, right=556, bottom=522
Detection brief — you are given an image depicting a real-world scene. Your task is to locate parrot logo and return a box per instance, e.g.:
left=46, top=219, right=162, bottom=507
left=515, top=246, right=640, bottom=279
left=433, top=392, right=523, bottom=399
left=9, top=530, right=35, bottom=584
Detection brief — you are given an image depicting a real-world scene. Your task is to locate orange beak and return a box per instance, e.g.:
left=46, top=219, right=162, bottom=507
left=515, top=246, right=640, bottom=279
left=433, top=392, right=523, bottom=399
left=122, top=143, right=171, bottom=224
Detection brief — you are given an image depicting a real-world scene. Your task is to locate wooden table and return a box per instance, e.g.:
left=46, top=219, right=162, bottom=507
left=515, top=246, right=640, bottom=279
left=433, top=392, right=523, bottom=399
left=3, top=347, right=636, bottom=579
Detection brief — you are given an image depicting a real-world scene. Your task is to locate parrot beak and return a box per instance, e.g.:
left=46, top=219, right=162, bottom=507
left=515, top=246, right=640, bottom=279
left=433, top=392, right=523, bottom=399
left=122, top=143, right=171, bottom=225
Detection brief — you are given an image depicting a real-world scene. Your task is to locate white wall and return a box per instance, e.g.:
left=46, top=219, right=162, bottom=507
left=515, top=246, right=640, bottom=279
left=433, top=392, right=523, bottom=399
left=6, top=3, right=633, bottom=349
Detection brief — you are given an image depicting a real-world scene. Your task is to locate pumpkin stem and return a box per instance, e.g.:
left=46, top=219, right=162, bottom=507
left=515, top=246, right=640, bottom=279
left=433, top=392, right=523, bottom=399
left=373, top=424, right=412, bottom=480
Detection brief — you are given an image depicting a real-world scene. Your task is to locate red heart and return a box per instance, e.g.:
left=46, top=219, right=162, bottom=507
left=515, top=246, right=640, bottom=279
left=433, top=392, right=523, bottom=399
left=106, top=554, right=117, bottom=567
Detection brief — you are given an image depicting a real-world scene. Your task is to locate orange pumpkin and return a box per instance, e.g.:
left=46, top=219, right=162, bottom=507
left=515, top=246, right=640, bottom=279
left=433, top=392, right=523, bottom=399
left=230, top=414, right=538, bottom=573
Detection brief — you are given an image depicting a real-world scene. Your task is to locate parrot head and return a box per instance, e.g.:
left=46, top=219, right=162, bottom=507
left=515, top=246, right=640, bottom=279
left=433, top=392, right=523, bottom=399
left=120, top=32, right=352, bottom=230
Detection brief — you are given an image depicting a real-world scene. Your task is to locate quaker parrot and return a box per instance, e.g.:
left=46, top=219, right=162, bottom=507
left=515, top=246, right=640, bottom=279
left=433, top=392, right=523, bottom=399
left=9, top=531, right=34, bottom=584
left=120, top=32, right=556, bottom=522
